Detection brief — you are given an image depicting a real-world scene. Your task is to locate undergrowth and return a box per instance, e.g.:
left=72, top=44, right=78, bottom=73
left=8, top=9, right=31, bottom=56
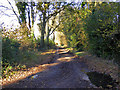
left=2, top=37, right=56, bottom=79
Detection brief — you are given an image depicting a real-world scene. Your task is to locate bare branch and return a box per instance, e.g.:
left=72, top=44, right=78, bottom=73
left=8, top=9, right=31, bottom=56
left=49, top=23, right=60, bottom=36
left=0, top=5, right=11, bottom=10
left=45, top=7, right=64, bottom=23
left=7, top=0, right=21, bottom=25
left=0, top=10, right=11, bottom=17
left=45, top=2, right=72, bottom=23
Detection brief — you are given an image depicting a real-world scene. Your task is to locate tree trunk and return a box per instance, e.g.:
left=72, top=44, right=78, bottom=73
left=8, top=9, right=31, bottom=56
left=46, top=5, right=50, bottom=47
left=30, top=2, right=35, bottom=40
left=118, top=2, right=120, bottom=33
left=46, top=25, right=50, bottom=47
left=28, top=5, right=31, bottom=29
left=53, top=32, right=55, bottom=42
left=40, top=11, right=46, bottom=48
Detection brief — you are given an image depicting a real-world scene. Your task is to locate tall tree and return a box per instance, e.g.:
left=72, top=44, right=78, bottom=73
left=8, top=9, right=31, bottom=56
left=16, top=2, right=28, bottom=24
left=15, top=1, right=37, bottom=39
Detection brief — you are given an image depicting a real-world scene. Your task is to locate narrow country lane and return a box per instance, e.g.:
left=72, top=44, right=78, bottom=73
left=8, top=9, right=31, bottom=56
left=3, top=48, right=96, bottom=88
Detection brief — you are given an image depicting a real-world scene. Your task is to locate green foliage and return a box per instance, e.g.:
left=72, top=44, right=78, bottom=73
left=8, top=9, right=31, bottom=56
left=60, top=2, right=119, bottom=65
left=60, top=7, right=89, bottom=51
left=2, top=37, right=36, bottom=79
left=2, top=37, right=20, bottom=62
left=2, top=60, right=26, bottom=78
left=2, top=37, right=23, bottom=78
left=85, top=2, right=120, bottom=64
left=29, top=38, right=56, bottom=51
left=45, top=39, right=56, bottom=48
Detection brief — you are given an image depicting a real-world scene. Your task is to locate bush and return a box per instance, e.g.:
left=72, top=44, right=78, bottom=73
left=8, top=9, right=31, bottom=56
left=2, top=37, right=20, bottom=63
left=2, top=37, right=33, bottom=78
left=84, top=2, right=120, bottom=64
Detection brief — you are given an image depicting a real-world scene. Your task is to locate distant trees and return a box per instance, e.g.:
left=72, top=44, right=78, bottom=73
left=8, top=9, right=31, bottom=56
left=5, top=0, right=36, bottom=41
left=2, top=1, right=72, bottom=48
left=36, top=2, right=72, bottom=47
left=15, top=1, right=37, bottom=39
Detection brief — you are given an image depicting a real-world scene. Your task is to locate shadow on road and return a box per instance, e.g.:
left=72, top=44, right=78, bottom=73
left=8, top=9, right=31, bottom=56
left=3, top=48, right=95, bottom=88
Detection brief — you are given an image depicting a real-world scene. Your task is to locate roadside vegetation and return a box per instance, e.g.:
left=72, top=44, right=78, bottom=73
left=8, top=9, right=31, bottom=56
left=2, top=27, right=56, bottom=80
left=61, top=2, right=120, bottom=65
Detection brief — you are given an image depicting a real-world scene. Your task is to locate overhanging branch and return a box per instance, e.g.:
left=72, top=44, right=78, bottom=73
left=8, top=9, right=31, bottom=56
left=45, top=3, right=72, bottom=23
left=49, top=23, right=60, bottom=36
left=0, top=5, right=11, bottom=10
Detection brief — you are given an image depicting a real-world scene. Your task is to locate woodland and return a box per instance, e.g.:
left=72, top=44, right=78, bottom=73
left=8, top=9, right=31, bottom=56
left=1, top=1, right=120, bottom=88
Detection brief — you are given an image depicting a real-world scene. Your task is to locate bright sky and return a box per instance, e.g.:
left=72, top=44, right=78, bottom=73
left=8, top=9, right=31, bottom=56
left=0, top=0, right=20, bottom=30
